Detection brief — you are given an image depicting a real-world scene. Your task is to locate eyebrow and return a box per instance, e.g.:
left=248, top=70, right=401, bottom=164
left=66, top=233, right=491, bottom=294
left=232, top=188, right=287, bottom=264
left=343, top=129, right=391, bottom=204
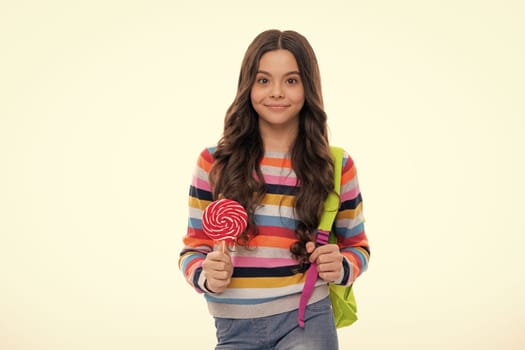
left=256, top=70, right=301, bottom=76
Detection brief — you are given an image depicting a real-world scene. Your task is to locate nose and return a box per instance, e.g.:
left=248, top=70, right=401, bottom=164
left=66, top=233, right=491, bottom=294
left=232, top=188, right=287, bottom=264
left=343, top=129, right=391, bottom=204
left=270, top=83, right=283, bottom=99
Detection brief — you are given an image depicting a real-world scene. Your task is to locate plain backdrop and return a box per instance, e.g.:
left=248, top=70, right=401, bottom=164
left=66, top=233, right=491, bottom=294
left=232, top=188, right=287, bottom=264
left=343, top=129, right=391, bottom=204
left=1, top=1, right=524, bottom=349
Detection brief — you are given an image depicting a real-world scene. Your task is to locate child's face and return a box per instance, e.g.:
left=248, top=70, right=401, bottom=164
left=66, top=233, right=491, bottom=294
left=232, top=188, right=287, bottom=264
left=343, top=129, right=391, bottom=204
left=251, top=49, right=305, bottom=133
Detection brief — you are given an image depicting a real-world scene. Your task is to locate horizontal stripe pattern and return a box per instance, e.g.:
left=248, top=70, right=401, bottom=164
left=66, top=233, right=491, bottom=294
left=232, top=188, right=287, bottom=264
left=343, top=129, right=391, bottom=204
left=179, top=147, right=370, bottom=318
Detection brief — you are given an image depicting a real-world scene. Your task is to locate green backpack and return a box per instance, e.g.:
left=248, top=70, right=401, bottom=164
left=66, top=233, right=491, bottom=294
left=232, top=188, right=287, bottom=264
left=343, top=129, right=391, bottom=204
left=297, top=146, right=359, bottom=329
left=322, top=146, right=358, bottom=328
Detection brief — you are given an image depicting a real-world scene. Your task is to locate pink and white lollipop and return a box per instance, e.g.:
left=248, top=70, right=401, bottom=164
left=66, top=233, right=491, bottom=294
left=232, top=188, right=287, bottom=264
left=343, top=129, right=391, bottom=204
left=202, top=199, right=248, bottom=251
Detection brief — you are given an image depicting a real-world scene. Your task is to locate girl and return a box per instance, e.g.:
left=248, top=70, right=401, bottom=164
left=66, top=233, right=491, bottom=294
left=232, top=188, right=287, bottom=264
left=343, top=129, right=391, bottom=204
left=179, top=29, right=370, bottom=350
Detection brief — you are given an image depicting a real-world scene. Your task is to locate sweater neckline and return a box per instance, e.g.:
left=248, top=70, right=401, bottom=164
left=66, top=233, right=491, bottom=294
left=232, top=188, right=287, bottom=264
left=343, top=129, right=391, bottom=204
left=264, top=151, right=291, bottom=158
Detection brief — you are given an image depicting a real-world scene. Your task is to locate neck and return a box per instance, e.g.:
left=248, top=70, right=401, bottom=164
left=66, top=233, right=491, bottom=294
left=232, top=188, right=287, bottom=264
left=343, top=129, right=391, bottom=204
left=259, top=123, right=298, bottom=153
left=258, top=115, right=299, bottom=153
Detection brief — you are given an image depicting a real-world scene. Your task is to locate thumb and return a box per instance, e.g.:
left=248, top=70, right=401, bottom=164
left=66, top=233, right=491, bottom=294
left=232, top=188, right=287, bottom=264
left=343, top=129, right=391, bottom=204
left=305, top=241, right=316, bottom=254
left=216, top=241, right=231, bottom=256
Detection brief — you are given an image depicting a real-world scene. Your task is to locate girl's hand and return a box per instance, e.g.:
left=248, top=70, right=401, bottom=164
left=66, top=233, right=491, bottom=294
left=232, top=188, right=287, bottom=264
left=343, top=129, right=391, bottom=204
left=306, top=241, right=343, bottom=282
left=202, top=250, right=233, bottom=293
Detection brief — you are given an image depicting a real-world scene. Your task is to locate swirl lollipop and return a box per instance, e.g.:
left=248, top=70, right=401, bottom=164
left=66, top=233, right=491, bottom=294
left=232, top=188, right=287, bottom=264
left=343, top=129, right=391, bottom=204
left=202, top=199, right=248, bottom=252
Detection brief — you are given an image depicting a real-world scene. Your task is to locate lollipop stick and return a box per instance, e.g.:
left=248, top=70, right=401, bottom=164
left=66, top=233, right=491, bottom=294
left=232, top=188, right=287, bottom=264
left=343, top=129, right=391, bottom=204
left=221, top=240, right=226, bottom=254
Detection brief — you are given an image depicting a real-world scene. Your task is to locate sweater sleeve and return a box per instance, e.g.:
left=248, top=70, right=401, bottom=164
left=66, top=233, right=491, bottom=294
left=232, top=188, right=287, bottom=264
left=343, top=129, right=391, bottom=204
left=333, top=151, right=370, bottom=286
left=178, top=147, right=216, bottom=294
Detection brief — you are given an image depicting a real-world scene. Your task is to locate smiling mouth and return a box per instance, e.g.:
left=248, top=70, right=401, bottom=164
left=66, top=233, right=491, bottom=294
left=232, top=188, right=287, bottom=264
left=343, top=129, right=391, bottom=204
left=265, top=104, right=289, bottom=109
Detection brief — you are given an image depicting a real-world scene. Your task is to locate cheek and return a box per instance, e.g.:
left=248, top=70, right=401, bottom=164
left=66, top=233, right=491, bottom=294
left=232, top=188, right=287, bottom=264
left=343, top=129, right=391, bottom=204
left=250, top=87, right=263, bottom=104
left=291, top=89, right=305, bottom=106
left=250, top=91, right=263, bottom=115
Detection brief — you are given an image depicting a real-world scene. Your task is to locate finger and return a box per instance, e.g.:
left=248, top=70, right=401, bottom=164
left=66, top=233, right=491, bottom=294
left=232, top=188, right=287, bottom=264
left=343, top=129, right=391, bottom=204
left=208, top=270, right=232, bottom=281
left=208, top=251, right=232, bottom=263
left=309, top=245, right=332, bottom=263
left=310, top=244, right=340, bottom=263
left=305, top=241, right=316, bottom=254
left=317, top=261, right=340, bottom=273
left=317, top=244, right=340, bottom=254
left=211, top=262, right=231, bottom=273
left=203, top=257, right=232, bottom=274
left=319, top=271, right=341, bottom=282
left=309, top=245, right=322, bottom=263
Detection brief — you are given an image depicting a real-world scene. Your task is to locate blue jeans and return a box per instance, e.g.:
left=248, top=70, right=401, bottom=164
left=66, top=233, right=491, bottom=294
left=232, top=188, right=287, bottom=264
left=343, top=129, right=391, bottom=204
left=214, top=297, right=339, bottom=350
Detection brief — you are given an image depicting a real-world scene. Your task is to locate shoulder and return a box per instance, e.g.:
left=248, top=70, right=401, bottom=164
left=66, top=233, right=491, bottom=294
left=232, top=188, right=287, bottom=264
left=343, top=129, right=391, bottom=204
left=194, top=146, right=218, bottom=173
left=197, top=146, right=217, bottom=162
left=330, top=145, right=356, bottom=169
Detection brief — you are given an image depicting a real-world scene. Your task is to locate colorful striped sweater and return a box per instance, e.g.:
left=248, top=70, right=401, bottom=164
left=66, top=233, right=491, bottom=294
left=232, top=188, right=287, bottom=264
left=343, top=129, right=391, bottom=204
left=179, top=147, right=370, bottom=319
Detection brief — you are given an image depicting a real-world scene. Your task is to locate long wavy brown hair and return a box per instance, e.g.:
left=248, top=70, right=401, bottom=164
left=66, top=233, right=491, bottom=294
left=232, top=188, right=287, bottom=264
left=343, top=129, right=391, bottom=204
left=209, top=29, right=334, bottom=265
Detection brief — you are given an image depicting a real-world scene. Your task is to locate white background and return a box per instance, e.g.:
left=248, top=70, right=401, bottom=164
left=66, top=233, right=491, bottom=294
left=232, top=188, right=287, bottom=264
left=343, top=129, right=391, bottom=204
left=1, top=1, right=524, bottom=349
